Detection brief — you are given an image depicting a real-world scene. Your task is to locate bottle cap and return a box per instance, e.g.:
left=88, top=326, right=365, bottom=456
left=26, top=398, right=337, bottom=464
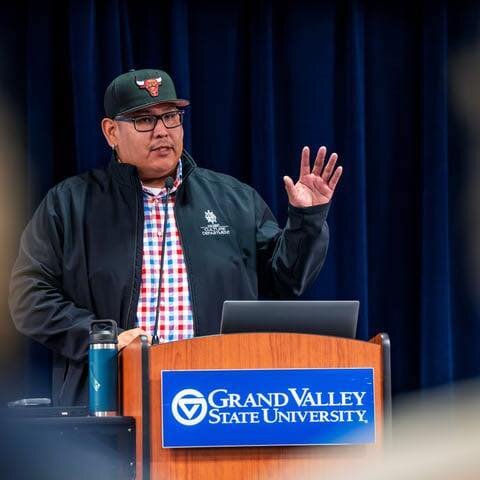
left=89, top=320, right=118, bottom=344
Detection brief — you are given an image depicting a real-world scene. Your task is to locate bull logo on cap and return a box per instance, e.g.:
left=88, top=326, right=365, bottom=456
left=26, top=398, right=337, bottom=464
left=135, top=77, right=162, bottom=97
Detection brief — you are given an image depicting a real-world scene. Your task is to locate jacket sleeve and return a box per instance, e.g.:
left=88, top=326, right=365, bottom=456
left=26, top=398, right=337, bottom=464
left=9, top=187, right=97, bottom=362
left=255, top=190, right=330, bottom=298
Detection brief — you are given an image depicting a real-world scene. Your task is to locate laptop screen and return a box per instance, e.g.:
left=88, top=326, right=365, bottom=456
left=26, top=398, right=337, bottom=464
left=220, top=300, right=359, bottom=339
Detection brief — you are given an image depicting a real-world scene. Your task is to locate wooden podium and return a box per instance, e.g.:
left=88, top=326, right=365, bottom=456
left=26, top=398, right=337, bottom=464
left=119, top=332, right=391, bottom=480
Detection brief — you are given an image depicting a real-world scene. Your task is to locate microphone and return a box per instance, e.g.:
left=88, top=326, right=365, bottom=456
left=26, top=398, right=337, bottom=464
left=152, top=176, right=175, bottom=345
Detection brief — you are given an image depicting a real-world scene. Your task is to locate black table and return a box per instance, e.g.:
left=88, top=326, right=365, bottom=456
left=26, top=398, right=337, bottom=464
left=0, top=414, right=136, bottom=479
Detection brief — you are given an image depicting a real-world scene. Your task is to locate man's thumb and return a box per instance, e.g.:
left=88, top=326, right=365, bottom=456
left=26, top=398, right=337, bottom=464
left=283, top=176, right=295, bottom=198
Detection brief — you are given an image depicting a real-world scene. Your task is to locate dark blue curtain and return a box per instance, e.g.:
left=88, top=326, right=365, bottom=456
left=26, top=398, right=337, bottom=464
left=1, top=0, right=479, bottom=401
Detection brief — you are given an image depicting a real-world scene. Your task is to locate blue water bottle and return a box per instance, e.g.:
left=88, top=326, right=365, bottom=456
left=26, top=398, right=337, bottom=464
left=89, top=320, right=118, bottom=416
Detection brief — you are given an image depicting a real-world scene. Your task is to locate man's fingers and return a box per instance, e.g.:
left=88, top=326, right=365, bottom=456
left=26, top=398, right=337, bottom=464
left=312, top=146, right=327, bottom=176
left=117, top=333, right=129, bottom=350
left=329, top=166, right=343, bottom=191
left=132, top=328, right=148, bottom=336
left=118, top=328, right=150, bottom=350
left=299, top=146, right=311, bottom=179
left=321, top=153, right=338, bottom=180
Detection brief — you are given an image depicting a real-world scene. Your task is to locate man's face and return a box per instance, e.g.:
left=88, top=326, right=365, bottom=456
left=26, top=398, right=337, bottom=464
left=113, top=103, right=184, bottom=185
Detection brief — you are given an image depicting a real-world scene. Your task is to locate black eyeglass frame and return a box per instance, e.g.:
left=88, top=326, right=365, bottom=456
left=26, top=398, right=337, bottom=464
left=114, top=110, right=185, bottom=131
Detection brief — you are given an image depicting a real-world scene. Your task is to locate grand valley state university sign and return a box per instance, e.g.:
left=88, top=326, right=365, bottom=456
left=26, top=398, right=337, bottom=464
left=161, top=368, right=375, bottom=448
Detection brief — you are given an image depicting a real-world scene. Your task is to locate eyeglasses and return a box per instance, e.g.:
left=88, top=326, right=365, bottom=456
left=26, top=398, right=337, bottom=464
left=114, top=110, right=185, bottom=132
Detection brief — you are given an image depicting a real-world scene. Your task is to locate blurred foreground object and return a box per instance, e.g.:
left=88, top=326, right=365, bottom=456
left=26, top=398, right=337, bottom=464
left=0, top=94, right=27, bottom=404
left=290, top=378, right=480, bottom=480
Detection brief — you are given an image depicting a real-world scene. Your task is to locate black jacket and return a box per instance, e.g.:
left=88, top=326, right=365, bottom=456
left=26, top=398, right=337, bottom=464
left=9, top=152, right=330, bottom=406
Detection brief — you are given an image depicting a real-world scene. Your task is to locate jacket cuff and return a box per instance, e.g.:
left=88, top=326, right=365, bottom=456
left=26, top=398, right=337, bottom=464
left=288, top=202, right=330, bottom=219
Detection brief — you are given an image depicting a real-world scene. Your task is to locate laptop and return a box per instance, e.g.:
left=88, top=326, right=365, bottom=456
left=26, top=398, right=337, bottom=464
left=220, top=300, right=359, bottom=339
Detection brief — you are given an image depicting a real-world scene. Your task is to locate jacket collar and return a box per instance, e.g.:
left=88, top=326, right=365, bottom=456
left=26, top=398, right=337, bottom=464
left=179, top=149, right=196, bottom=180
left=108, top=149, right=197, bottom=187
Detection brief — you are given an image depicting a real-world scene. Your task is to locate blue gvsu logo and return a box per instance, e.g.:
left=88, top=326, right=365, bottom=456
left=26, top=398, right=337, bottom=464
left=162, top=369, right=375, bottom=448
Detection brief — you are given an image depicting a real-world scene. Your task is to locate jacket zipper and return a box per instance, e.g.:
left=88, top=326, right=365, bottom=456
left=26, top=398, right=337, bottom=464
left=125, top=178, right=141, bottom=329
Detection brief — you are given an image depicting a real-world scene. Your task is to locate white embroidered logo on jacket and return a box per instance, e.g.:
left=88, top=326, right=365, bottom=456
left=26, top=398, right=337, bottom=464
left=205, top=210, right=217, bottom=224
left=201, top=210, right=230, bottom=236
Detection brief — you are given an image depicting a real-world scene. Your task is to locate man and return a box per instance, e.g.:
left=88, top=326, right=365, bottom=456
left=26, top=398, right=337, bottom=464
left=9, top=69, right=342, bottom=406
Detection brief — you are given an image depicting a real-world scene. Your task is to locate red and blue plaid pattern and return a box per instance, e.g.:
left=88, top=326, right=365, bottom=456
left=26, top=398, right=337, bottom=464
left=136, top=162, right=194, bottom=342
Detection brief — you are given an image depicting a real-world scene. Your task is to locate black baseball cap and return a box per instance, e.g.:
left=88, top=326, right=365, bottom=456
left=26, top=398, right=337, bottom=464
left=104, top=68, right=189, bottom=118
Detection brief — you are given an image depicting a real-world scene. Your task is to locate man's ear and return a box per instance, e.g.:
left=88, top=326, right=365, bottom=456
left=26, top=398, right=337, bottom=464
left=101, top=118, right=118, bottom=148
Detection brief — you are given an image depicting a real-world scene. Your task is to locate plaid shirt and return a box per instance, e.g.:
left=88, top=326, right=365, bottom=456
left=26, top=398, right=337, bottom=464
left=136, top=161, right=194, bottom=342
